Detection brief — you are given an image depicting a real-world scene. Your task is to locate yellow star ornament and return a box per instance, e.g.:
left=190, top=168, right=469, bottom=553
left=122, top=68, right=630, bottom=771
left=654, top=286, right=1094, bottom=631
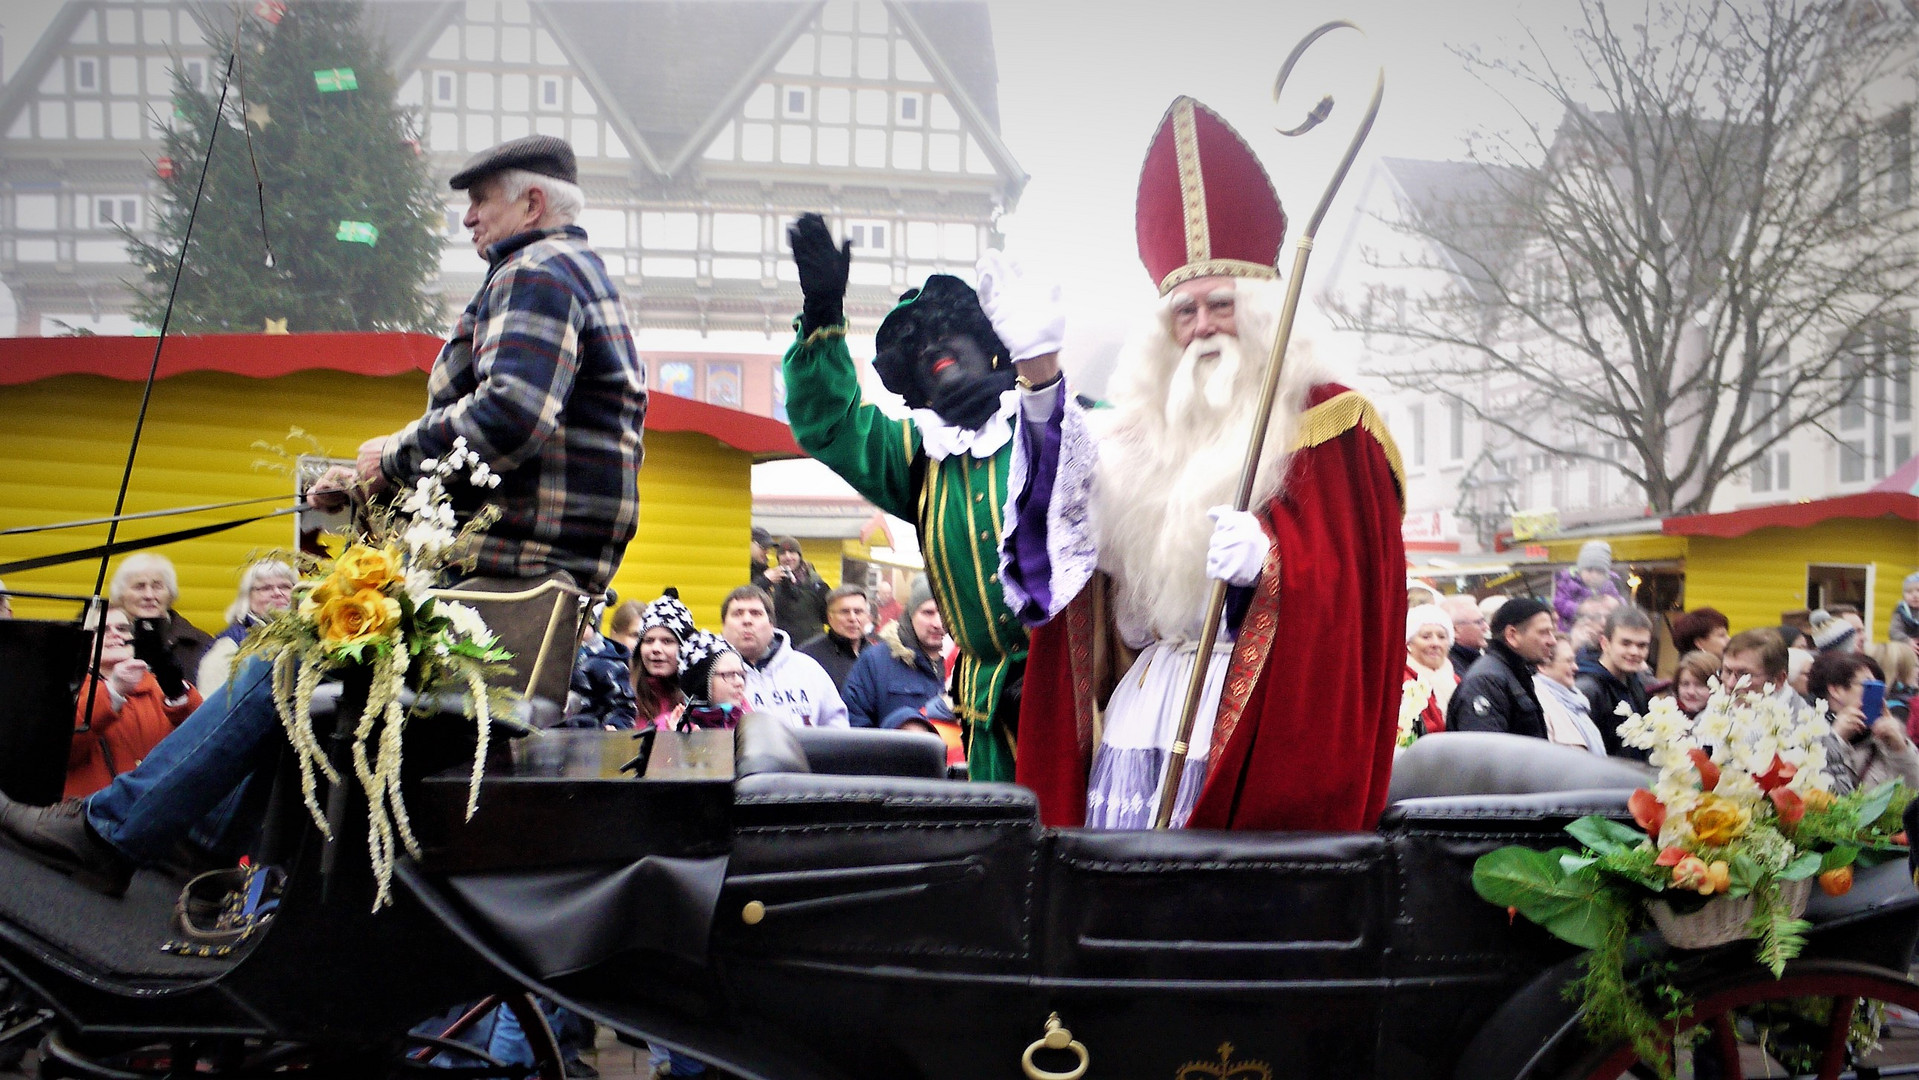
left=245, top=102, right=272, bottom=129
left=264, top=318, right=289, bottom=334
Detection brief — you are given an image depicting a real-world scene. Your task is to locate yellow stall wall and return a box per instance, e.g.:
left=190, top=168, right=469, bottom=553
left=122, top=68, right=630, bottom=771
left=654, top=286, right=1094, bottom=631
left=0, top=371, right=750, bottom=635
left=1683, top=518, right=1918, bottom=639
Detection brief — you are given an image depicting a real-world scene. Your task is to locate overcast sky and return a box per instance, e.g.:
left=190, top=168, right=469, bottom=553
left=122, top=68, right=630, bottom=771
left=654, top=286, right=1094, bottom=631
left=987, top=0, right=1577, bottom=330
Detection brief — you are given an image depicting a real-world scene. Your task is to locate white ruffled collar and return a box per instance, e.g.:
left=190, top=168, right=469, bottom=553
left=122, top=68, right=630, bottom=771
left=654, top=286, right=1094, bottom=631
left=910, top=389, right=1020, bottom=461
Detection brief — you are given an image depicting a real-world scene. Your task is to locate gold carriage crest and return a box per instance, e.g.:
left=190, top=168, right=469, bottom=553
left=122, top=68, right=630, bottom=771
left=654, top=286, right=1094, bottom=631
left=1176, top=1043, right=1273, bottom=1080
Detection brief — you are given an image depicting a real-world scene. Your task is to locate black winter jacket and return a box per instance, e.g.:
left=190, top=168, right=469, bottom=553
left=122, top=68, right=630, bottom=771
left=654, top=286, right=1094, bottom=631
left=1447, top=641, right=1546, bottom=739
left=1574, top=657, right=1652, bottom=760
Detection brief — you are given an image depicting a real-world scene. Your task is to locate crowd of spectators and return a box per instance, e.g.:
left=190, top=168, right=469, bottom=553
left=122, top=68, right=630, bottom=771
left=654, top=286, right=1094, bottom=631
left=1404, top=556, right=1919, bottom=794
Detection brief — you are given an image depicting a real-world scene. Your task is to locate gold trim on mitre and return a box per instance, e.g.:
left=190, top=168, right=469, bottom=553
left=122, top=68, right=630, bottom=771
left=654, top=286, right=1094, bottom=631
left=1158, top=260, right=1279, bottom=295
left=1171, top=98, right=1212, bottom=270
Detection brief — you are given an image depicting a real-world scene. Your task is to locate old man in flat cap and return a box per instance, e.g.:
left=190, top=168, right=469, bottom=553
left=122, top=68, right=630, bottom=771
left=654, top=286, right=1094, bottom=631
left=0, top=138, right=646, bottom=895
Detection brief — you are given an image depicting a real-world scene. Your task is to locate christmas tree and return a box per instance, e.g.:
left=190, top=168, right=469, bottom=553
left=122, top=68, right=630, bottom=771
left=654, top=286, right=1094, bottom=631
left=130, top=2, right=440, bottom=333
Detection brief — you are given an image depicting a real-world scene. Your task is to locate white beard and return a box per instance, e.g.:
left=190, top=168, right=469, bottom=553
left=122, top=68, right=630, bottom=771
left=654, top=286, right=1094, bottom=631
left=1089, top=279, right=1329, bottom=645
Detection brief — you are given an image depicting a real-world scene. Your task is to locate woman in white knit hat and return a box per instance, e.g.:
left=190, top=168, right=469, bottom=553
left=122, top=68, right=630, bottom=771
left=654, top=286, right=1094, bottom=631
left=1403, top=604, right=1460, bottom=735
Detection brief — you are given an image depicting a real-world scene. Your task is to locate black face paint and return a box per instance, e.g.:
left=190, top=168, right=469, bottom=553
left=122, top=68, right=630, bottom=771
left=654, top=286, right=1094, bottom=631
left=921, top=334, right=1016, bottom=430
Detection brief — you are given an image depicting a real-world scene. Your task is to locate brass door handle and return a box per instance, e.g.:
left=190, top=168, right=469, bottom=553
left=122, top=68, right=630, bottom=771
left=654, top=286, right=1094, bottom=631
left=1021, top=1012, right=1089, bottom=1080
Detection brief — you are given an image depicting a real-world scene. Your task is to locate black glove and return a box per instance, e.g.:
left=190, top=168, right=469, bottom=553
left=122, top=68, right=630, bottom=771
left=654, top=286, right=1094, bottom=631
left=131, top=618, right=189, bottom=699
left=788, top=212, right=851, bottom=336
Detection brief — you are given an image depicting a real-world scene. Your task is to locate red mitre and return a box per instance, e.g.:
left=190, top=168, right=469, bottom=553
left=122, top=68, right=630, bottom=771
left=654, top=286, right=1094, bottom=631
left=1136, top=96, right=1287, bottom=295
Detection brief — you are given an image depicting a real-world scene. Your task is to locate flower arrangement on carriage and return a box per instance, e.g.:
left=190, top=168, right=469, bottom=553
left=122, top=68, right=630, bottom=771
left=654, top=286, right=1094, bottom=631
left=236, top=438, right=517, bottom=907
left=1472, top=681, right=1911, bottom=1073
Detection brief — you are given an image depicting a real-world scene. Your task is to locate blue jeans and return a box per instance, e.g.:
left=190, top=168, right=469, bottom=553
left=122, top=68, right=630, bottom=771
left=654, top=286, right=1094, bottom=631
left=86, top=656, right=282, bottom=864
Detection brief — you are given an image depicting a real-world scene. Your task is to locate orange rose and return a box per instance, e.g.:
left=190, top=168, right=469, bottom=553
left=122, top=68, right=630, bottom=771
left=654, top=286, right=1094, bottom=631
left=1819, top=866, right=1854, bottom=896
left=1705, top=860, right=1732, bottom=895
left=1802, top=789, right=1837, bottom=813
left=1688, top=794, right=1752, bottom=848
left=333, top=544, right=404, bottom=594
left=315, top=587, right=400, bottom=647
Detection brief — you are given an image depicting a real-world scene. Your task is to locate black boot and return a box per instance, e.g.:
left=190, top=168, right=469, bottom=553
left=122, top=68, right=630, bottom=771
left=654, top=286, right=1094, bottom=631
left=0, top=792, right=133, bottom=897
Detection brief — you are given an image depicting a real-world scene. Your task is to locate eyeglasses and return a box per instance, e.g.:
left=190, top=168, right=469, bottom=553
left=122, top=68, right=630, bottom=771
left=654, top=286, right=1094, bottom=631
left=252, top=582, right=294, bottom=594
left=712, top=670, right=747, bottom=683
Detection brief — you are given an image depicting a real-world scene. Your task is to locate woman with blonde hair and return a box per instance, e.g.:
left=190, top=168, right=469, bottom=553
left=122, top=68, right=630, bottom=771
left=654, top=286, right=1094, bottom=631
left=196, top=559, right=297, bottom=691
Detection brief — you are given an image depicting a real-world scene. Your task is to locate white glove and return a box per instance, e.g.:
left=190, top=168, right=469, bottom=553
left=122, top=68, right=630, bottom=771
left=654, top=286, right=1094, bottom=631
left=975, top=249, right=1066, bottom=362
left=1205, top=507, right=1266, bottom=587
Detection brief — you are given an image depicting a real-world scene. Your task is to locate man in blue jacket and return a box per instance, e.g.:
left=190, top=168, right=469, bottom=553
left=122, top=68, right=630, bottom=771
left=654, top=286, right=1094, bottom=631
left=843, top=577, right=947, bottom=729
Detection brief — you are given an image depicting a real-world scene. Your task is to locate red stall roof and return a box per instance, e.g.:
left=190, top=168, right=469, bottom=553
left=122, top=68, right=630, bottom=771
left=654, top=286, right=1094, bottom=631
left=0, top=332, right=802, bottom=461
left=1662, top=492, right=1918, bottom=539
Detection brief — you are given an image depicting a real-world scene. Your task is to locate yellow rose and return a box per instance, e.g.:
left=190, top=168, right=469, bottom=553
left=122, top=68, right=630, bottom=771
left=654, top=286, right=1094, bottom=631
left=1688, top=794, right=1753, bottom=848
left=315, top=587, right=401, bottom=647
left=333, top=544, right=405, bottom=594
left=1802, top=788, right=1837, bottom=814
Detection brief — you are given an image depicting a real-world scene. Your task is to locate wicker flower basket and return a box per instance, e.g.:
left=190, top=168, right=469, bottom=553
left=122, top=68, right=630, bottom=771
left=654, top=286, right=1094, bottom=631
left=1648, top=878, right=1815, bottom=950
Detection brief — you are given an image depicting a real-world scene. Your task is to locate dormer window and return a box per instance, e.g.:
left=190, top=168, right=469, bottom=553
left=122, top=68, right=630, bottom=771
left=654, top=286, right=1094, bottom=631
left=897, top=93, right=921, bottom=124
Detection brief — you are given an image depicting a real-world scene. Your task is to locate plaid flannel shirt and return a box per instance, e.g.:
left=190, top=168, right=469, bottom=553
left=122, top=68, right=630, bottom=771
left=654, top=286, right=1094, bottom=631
left=384, top=225, right=645, bottom=592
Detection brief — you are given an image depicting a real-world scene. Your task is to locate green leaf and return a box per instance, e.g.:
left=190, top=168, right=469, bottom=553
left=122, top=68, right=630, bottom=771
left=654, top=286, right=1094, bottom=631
left=1729, top=852, right=1765, bottom=894
left=1473, top=846, right=1621, bottom=950
left=1780, top=851, right=1824, bottom=880
left=1820, top=844, right=1860, bottom=872
left=1566, top=815, right=1649, bottom=856
left=1854, top=782, right=1900, bottom=831
left=1560, top=853, right=1598, bottom=875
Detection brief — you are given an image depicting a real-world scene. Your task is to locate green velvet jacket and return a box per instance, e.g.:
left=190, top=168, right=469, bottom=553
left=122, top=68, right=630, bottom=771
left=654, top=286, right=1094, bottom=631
left=781, top=323, right=1026, bottom=782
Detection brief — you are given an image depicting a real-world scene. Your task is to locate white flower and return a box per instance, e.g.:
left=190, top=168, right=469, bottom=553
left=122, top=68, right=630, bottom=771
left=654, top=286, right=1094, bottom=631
left=421, top=458, right=439, bottom=473
left=440, top=601, right=496, bottom=646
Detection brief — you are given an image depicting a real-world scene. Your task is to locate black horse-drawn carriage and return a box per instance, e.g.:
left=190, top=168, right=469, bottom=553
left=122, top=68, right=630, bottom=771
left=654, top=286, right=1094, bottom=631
left=2, top=615, right=1918, bottom=1080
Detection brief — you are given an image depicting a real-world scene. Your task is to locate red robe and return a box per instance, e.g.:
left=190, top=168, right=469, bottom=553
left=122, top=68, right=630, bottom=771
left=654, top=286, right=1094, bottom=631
left=1014, top=384, right=1407, bottom=831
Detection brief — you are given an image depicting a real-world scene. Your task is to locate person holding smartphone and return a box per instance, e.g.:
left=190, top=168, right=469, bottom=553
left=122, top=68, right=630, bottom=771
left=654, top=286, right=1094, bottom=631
left=66, top=608, right=201, bottom=800
left=1809, top=651, right=1913, bottom=794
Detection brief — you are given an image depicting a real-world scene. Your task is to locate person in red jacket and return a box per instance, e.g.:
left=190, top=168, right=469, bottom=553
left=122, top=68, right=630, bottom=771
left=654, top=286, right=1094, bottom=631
left=66, top=608, right=202, bottom=800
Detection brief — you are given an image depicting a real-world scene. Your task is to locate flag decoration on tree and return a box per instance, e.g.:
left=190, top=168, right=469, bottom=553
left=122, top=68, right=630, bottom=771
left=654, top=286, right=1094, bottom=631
left=253, top=0, right=287, bottom=25
left=336, top=221, right=379, bottom=245
left=313, top=68, right=358, bottom=93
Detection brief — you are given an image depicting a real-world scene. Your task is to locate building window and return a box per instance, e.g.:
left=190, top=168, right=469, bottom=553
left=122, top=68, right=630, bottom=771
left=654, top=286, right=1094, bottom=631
left=75, top=57, right=98, bottom=91
left=539, top=75, right=561, bottom=110
left=1885, top=108, right=1912, bottom=209
left=434, top=72, right=455, bottom=104
left=783, top=87, right=809, bottom=118
left=897, top=93, right=921, bottom=124
left=1448, top=399, right=1465, bottom=461
left=93, top=195, right=140, bottom=229
left=1750, top=371, right=1791, bottom=494
left=444, top=206, right=463, bottom=237
left=181, top=59, right=204, bottom=90
left=846, top=220, right=888, bottom=252
left=1408, top=403, right=1426, bottom=468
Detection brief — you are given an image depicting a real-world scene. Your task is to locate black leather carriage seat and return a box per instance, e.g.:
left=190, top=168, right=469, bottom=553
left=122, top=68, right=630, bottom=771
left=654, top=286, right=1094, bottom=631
left=733, top=712, right=948, bottom=779
left=1385, top=731, right=1651, bottom=804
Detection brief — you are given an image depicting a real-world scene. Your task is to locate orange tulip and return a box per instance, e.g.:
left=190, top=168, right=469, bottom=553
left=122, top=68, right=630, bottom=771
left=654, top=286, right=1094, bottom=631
left=1768, top=787, right=1805, bottom=826
left=1755, top=754, right=1797, bottom=794
left=1655, top=845, right=1687, bottom=867
left=1630, top=789, right=1667, bottom=836
left=1687, top=748, right=1721, bottom=791
left=1672, top=855, right=1711, bottom=894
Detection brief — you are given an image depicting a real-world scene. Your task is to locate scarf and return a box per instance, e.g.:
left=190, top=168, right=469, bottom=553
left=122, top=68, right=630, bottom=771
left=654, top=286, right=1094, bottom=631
left=1405, top=655, right=1457, bottom=714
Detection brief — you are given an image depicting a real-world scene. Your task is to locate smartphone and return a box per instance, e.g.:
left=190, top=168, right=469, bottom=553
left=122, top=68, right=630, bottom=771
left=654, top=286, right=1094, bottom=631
left=131, top=617, right=169, bottom=664
left=1862, top=679, right=1887, bottom=724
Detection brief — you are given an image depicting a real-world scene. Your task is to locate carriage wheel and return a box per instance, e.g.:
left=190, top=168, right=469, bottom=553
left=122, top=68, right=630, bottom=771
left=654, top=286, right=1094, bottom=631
left=34, top=992, right=564, bottom=1080
left=1565, top=959, right=1919, bottom=1080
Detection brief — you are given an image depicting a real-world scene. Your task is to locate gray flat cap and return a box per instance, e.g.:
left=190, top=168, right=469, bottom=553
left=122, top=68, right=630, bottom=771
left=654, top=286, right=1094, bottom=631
left=449, top=134, right=577, bottom=190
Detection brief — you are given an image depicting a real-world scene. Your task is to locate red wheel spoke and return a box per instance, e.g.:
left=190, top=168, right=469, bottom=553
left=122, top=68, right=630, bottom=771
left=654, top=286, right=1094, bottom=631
left=1816, top=996, right=1856, bottom=1080
left=1710, top=1014, right=1745, bottom=1080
